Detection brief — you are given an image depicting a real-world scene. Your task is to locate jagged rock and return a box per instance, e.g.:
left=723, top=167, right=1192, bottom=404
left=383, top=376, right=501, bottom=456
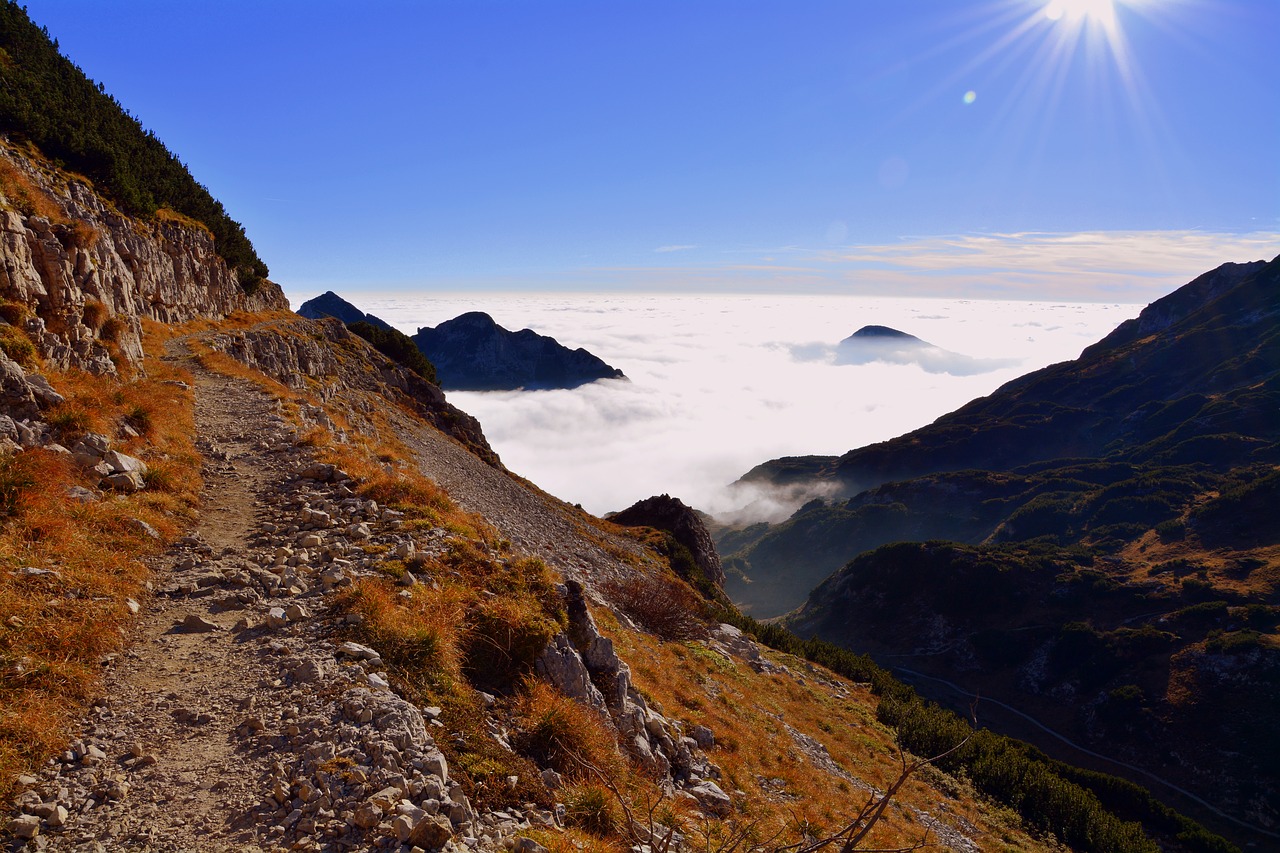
left=65, top=485, right=97, bottom=503
left=0, top=146, right=287, bottom=374
left=178, top=614, right=219, bottom=633
left=9, top=813, right=40, bottom=839
left=609, top=494, right=725, bottom=589
left=540, top=768, right=563, bottom=791
left=690, top=725, right=715, bottom=750
left=104, top=449, right=146, bottom=474
left=407, top=812, right=453, bottom=848
left=687, top=780, right=733, bottom=816
left=534, top=633, right=607, bottom=713
left=0, top=348, right=45, bottom=421
left=104, top=470, right=145, bottom=492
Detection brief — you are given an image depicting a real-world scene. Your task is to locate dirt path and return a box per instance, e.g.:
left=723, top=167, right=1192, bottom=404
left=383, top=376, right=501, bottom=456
left=9, top=358, right=537, bottom=851
left=13, top=360, right=304, bottom=851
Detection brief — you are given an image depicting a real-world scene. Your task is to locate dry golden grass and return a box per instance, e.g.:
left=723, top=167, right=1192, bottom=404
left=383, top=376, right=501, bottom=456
left=0, top=353, right=200, bottom=796
left=0, top=324, right=37, bottom=367
left=594, top=608, right=1056, bottom=852
left=512, top=679, right=626, bottom=781
left=0, top=156, right=62, bottom=221
left=154, top=206, right=213, bottom=237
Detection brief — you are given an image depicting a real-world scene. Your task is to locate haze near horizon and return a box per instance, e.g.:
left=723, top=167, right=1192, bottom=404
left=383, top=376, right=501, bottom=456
left=21, top=0, right=1278, bottom=301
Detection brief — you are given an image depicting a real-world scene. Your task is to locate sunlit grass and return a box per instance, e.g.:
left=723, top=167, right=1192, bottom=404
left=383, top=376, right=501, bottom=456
left=0, top=350, right=199, bottom=795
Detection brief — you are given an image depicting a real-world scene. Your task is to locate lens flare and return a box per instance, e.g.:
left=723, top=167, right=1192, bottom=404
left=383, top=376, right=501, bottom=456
left=1044, top=0, right=1116, bottom=26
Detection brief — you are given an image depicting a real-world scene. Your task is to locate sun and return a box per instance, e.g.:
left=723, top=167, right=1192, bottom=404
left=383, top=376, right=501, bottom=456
left=1043, top=0, right=1117, bottom=27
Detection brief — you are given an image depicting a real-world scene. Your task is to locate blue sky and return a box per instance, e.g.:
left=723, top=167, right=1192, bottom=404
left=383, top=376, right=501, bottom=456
left=23, top=0, right=1279, bottom=299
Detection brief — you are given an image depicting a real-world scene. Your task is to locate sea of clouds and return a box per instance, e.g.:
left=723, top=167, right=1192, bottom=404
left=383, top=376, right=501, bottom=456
left=303, top=292, right=1140, bottom=520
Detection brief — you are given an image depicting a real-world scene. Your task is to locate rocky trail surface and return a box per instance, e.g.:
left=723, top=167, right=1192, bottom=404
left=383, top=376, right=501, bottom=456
left=7, top=358, right=552, bottom=852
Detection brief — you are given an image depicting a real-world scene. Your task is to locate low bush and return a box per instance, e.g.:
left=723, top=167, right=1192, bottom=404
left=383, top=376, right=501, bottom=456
left=0, top=324, right=36, bottom=367
left=563, top=784, right=617, bottom=836
left=602, top=571, right=708, bottom=641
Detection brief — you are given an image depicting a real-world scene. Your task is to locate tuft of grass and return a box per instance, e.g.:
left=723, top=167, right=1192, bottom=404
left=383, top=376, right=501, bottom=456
left=563, top=784, right=619, bottom=837
left=98, top=316, right=127, bottom=343
left=0, top=301, right=29, bottom=326
left=0, top=324, right=37, bottom=367
left=81, top=299, right=107, bottom=332
left=0, top=157, right=61, bottom=220
left=154, top=206, right=213, bottom=237
left=512, top=679, right=625, bottom=781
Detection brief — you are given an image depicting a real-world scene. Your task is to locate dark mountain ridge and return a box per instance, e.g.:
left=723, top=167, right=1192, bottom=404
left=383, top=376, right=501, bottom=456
left=297, top=291, right=393, bottom=331
left=413, top=311, right=626, bottom=391
left=742, top=258, right=1278, bottom=495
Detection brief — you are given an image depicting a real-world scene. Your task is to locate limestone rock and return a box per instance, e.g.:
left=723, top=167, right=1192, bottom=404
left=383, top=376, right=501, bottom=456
left=688, top=780, right=733, bottom=816
left=407, top=813, right=453, bottom=848
left=178, top=614, right=219, bottom=633
left=0, top=147, right=286, bottom=375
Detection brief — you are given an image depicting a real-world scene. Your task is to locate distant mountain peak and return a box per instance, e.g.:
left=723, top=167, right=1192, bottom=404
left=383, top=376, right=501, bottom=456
left=413, top=313, right=626, bottom=391
left=296, top=292, right=393, bottom=331
left=844, top=325, right=923, bottom=343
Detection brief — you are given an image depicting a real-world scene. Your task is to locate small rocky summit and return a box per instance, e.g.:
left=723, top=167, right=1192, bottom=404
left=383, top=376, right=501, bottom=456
left=839, top=325, right=925, bottom=347
left=412, top=312, right=625, bottom=391
left=297, top=292, right=394, bottom=331
left=609, top=495, right=725, bottom=589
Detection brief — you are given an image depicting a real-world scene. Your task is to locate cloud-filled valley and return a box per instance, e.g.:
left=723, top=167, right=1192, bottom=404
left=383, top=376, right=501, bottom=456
left=327, top=292, right=1140, bottom=519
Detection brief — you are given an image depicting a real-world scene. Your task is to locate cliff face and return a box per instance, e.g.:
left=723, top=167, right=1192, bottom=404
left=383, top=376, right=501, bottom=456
left=0, top=141, right=287, bottom=374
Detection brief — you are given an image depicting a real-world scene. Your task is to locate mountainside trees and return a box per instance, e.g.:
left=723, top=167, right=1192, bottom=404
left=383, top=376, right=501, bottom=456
left=0, top=2, right=268, bottom=290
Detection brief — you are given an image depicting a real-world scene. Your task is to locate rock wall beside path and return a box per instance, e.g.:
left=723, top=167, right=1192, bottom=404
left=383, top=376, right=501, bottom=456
left=0, top=140, right=288, bottom=375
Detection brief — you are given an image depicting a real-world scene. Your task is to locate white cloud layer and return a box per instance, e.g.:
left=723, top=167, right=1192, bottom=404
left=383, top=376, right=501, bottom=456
left=353, top=293, right=1140, bottom=518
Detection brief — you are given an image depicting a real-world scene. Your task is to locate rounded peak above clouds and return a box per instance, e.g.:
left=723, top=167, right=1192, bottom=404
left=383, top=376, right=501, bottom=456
left=842, top=325, right=925, bottom=344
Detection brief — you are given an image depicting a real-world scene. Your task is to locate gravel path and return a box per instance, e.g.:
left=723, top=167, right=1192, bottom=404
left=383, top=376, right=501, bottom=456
left=7, top=356, right=550, bottom=852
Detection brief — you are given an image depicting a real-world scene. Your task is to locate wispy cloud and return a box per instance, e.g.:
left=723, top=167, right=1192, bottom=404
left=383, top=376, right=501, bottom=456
left=561, top=230, right=1278, bottom=301
left=654, top=244, right=699, bottom=253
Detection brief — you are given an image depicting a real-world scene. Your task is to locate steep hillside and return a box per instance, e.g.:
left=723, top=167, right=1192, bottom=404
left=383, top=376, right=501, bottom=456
left=741, top=258, right=1276, bottom=495
left=717, top=257, right=1280, bottom=845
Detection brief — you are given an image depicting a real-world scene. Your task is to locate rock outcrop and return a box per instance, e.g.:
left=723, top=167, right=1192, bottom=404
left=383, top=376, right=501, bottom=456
left=202, top=317, right=499, bottom=466
left=297, top=291, right=393, bottom=331
left=610, top=494, right=725, bottom=589
left=0, top=141, right=288, bottom=375
left=412, top=311, right=625, bottom=391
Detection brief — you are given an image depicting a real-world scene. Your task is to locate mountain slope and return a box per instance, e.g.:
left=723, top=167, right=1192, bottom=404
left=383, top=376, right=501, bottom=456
left=717, top=257, right=1280, bottom=845
left=740, top=258, right=1276, bottom=495
left=297, top=290, right=393, bottom=330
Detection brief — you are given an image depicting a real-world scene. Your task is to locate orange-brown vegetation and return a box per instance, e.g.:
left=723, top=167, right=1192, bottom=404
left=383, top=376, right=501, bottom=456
left=0, top=155, right=61, bottom=220
left=0, top=354, right=199, bottom=796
